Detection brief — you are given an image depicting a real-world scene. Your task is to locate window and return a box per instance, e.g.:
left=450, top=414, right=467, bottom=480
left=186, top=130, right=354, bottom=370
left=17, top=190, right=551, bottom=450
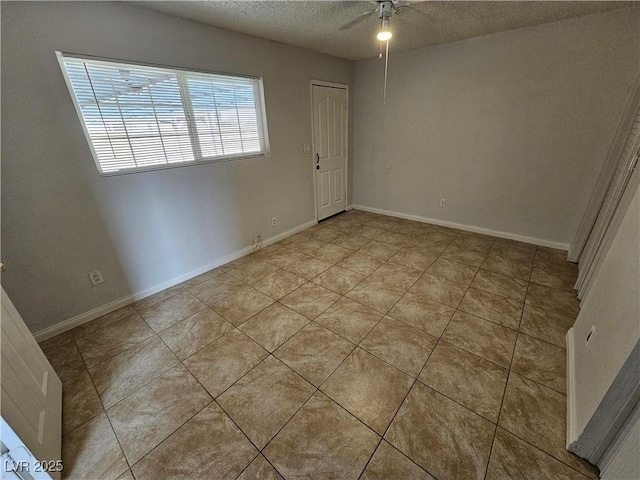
left=57, top=53, right=269, bottom=175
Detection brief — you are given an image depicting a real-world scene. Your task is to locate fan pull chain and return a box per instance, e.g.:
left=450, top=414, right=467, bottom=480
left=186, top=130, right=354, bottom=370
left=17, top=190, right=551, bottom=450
left=383, top=39, right=389, bottom=104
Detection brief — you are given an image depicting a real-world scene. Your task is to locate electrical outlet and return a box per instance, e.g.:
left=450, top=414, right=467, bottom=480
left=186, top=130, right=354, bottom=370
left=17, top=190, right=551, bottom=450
left=271, top=217, right=277, bottom=227
left=586, top=326, right=595, bottom=345
left=302, top=144, right=311, bottom=154
left=88, top=270, right=104, bottom=286
left=439, top=199, right=446, bottom=207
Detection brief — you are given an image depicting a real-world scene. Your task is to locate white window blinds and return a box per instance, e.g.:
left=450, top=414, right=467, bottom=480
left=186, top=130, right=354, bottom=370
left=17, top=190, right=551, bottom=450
left=57, top=53, right=269, bottom=175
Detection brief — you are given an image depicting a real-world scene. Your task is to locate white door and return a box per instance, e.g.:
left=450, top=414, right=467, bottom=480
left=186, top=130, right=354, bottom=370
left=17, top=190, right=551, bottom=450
left=313, top=84, right=347, bottom=221
left=1, top=287, right=62, bottom=480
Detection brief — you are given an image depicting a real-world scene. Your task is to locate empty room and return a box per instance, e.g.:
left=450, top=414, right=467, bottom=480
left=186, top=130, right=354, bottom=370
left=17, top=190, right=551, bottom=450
left=1, top=1, right=639, bottom=479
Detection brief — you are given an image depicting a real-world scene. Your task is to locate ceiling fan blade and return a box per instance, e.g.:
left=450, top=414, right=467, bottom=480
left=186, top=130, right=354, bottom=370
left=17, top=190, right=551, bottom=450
left=339, top=8, right=377, bottom=30
left=395, top=4, right=432, bottom=19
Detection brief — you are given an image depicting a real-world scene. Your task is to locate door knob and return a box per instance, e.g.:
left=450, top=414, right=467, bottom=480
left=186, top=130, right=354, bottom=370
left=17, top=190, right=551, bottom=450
left=316, top=153, right=320, bottom=169
left=0, top=262, right=6, bottom=272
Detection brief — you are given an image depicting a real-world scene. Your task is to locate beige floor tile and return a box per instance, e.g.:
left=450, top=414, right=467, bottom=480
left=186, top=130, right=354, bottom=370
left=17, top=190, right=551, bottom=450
left=132, top=402, right=258, bottom=480
left=338, top=251, right=385, bottom=275
left=183, top=329, right=268, bottom=397
left=39, top=330, right=75, bottom=355
left=486, top=428, right=589, bottom=480
left=264, top=391, right=380, bottom=479
left=217, top=356, right=315, bottom=448
left=535, top=247, right=569, bottom=266
left=451, top=233, right=495, bottom=253
left=211, top=287, right=275, bottom=326
left=259, top=246, right=304, bottom=268
left=71, top=305, right=138, bottom=340
left=388, top=245, right=438, bottom=271
left=62, top=370, right=103, bottom=434
left=526, top=283, right=580, bottom=318
left=288, top=236, right=326, bottom=254
left=280, top=282, right=341, bottom=319
left=358, top=240, right=402, bottom=260
left=312, top=265, right=365, bottom=295
left=252, top=270, right=306, bottom=300
left=490, top=242, right=536, bottom=262
left=362, top=440, right=433, bottom=480
left=237, top=455, right=283, bottom=480
left=284, top=254, right=333, bottom=280
left=426, top=257, right=478, bottom=285
left=360, top=316, right=437, bottom=377
left=116, top=470, right=135, bottom=480
left=76, top=314, right=155, bottom=368
left=531, top=261, right=578, bottom=292
left=512, top=334, right=566, bottom=393
left=458, top=287, right=523, bottom=330
left=315, top=297, right=383, bottom=343
left=409, top=273, right=468, bottom=308
left=386, top=383, right=495, bottom=480
left=310, top=243, right=353, bottom=263
left=499, top=373, right=597, bottom=478
left=133, top=284, right=186, bottom=311
left=56, top=213, right=598, bottom=480
left=441, top=244, right=487, bottom=267
left=482, top=253, right=532, bottom=280
left=239, top=303, right=310, bottom=351
left=44, top=341, right=87, bottom=382
left=376, top=231, right=413, bottom=247
left=388, top=292, right=455, bottom=337
left=107, top=364, right=211, bottom=464
left=410, top=235, right=453, bottom=253
left=355, top=225, right=386, bottom=240
left=275, top=322, right=354, bottom=386
left=304, top=225, right=342, bottom=243
left=419, top=342, right=508, bottom=422
left=471, top=269, right=529, bottom=302
left=89, top=336, right=178, bottom=408
left=220, top=255, right=251, bottom=272
left=346, top=277, right=406, bottom=313
left=321, top=348, right=413, bottom=434
left=62, top=413, right=128, bottom=480
left=442, top=311, right=517, bottom=368
left=367, top=217, right=401, bottom=230
left=158, top=308, right=234, bottom=360
left=178, top=269, right=224, bottom=290
left=520, top=305, right=575, bottom=348
left=187, top=272, right=246, bottom=305
left=370, top=262, right=423, bottom=290
left=138, top=291, right=208, bottom=333
left=227, top=259, right=280, bottom=284
left=332, top=233, right=372, bottom=250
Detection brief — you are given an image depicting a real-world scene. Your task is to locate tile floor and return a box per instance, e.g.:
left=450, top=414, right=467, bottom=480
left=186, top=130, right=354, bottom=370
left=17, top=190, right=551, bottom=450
left=40, top=210, right=599, bottom=480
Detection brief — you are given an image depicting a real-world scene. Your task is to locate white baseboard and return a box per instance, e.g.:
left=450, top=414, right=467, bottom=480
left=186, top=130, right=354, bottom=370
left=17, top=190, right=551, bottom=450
left=350, top=204, right=570, bottom=250
left=33, top=219, right=317, bottom=342
left=567, top=327, right=578, bottom=449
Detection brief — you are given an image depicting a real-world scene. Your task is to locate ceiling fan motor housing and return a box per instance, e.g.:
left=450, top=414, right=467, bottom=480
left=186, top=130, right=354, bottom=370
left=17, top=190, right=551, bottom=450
left=379, top=1, right=394, bottom=20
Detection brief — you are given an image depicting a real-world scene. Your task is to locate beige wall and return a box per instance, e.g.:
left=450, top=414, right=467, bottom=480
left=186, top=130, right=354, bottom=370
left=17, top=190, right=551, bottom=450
left=352, top=7, right=639, bottom=247
left=1, top=1, right=353, bottom=333
left=570, top=181, right=640, bottom=440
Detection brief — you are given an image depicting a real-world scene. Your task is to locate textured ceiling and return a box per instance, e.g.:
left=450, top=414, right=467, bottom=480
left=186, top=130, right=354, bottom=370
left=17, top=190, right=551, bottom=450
left=136, top=1, right=634, bottom=60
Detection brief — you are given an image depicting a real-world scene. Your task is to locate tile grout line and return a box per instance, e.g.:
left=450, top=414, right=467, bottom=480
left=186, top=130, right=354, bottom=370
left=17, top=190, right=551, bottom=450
left=54, top=211, right=584, bottom=478
left=480, top=261, right=533, bottom=480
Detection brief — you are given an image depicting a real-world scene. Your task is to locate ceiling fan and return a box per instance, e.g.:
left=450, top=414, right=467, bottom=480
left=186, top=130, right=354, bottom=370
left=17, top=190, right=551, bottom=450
left=339, top=1, right=425, bottom=37
left=340, top=1, right=423, bottom=103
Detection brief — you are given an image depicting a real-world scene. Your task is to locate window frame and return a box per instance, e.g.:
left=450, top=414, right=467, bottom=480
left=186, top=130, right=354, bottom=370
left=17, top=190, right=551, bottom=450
left=56, top=51, right=271, bottom=177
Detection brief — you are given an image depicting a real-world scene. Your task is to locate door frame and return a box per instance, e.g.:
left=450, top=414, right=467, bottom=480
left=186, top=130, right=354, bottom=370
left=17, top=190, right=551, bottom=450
left=310, top=80, right=349, bottom=222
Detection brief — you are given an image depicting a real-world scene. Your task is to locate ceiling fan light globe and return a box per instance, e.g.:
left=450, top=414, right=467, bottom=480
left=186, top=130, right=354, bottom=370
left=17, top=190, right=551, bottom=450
left=377, top=30, right=392, bottom=41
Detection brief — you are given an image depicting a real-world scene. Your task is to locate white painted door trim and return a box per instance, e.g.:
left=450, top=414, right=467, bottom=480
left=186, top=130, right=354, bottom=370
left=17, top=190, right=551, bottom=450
left=310, top=79, right=349, bottom=222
